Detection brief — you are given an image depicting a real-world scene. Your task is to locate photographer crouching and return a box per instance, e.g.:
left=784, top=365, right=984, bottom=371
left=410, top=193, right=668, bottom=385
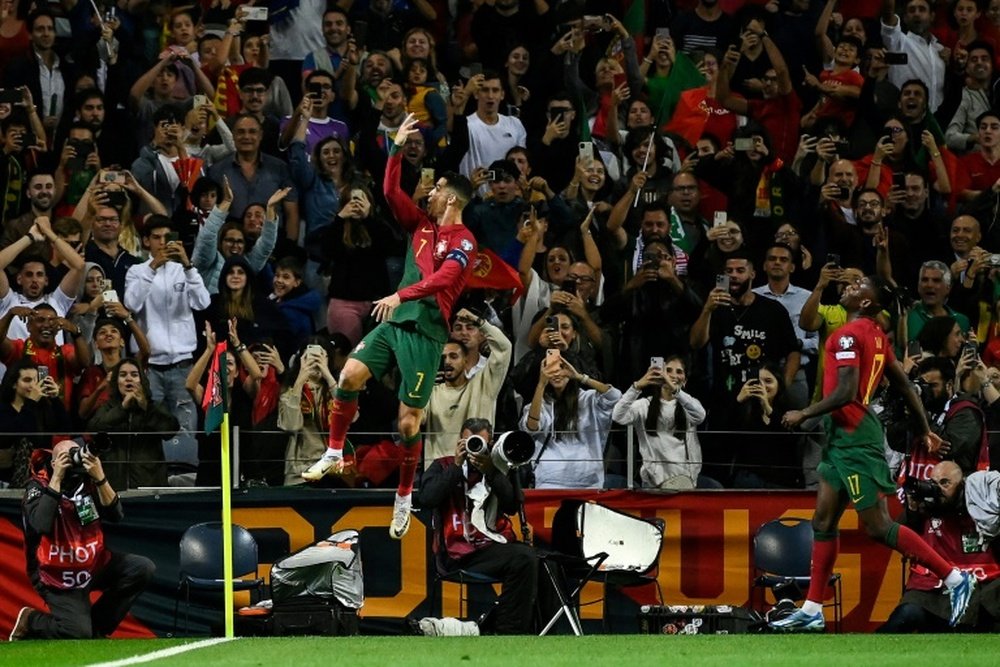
left=415, top=418, right=537, bottom=634
left=879, top=461, right=1000, bottom=632
left=8, top=439, right=154, bottom=640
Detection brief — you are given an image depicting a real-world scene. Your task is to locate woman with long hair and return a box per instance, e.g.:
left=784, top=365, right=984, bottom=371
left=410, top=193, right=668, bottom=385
left=730, top=361, right=803, bottom=489
left=87, top=357, right=179, bottom=490
left=278, top=337, right=340, bottom=485
left=520, top=355, right=621, bottom=489
left=0, top=359, right=68, bottom=487
left=202, top=255, right=291, bottom=359
left=612, top=357, right=706, bottom=489
left=315, top=184, right=392, bottom=345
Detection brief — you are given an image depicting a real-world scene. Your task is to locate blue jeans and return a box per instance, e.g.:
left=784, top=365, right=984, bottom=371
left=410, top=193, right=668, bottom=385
left=148, top=364, right=197, bottom=467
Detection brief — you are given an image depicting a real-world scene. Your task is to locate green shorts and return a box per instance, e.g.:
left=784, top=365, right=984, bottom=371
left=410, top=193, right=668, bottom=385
left=349, top=321, right=443, bottom=408
left=817, top=415, right=895, bottom=511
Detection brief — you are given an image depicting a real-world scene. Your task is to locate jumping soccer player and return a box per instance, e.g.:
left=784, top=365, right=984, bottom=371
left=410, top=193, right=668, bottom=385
left=301, top=112, right=477, bottom=539
left=770, top=276, right=976, bottom=632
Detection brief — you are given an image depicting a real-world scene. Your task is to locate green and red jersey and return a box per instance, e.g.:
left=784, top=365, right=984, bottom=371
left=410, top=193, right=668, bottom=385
left=383, top=149, right=477, bottom=343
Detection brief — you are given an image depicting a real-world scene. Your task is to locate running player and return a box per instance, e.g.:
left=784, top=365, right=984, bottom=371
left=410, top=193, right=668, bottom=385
left=770, top=275, right=976, bottom=631
left=302, top=113, right=477, bottom=540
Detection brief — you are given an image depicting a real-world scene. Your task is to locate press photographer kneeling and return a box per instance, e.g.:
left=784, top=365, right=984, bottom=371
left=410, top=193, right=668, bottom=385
left=9, top=439, right=155, bottom=640
left=880, top=461, right=1000, bottom=632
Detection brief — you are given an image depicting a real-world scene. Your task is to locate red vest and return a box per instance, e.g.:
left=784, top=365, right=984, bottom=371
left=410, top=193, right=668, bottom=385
left=36, top=492, right=110, bottom=590
left=902, top=399, right=990, bottom=482
left=434, top=457, right=517, bottom=562
left=907, top=511, right=1000, bottom=591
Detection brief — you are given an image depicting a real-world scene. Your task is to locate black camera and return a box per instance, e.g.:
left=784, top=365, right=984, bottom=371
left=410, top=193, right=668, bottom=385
left=904, top=476, right=943, bottom=512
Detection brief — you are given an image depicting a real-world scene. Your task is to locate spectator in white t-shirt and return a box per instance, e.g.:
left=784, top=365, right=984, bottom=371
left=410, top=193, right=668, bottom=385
left=457, top=71, right=527, bottom=180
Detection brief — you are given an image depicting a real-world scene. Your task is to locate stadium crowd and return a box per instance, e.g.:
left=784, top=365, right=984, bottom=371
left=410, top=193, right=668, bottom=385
left=1, top=0, right=1000, bottom=493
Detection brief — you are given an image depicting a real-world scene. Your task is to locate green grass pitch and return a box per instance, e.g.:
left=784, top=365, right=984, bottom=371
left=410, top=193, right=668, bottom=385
left=6, top=635, right=1000, bottom=666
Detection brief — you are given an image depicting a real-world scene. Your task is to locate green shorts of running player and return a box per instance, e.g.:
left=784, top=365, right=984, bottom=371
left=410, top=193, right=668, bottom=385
left=349, top=321, right=443, bottom=409
left=816, top=414, right=895, bottom=511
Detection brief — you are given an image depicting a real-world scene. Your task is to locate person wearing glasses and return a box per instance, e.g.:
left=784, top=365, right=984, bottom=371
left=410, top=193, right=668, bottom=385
left=829, top=188, right=913, bottom=286
left=278, top=70, right=350, bottom=156
left=191, top=174, right=284, bottom=296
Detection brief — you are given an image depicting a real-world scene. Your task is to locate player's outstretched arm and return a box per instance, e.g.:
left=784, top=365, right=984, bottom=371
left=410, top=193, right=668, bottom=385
left=783, top=365, right=858, bottom=429
left=383, top=112, right=425, bottom=233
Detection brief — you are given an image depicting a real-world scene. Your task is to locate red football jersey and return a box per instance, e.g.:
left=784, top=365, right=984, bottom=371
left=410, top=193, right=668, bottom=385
left=822, top=317, right=896, bottom=432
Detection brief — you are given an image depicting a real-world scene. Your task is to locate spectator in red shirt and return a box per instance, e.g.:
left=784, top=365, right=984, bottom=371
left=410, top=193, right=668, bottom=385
left=957, top=110, right=1000, bottom=202
left=802, top=36, right=864, bottom=130
left=0, top=303, right=88, bottom=411
left=717, top=34, right=802, bottom=163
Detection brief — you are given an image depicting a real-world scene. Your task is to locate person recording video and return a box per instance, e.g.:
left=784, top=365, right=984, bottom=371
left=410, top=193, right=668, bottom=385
left=9, top=439, right=154, bottom=641
left=415, top=418, right=537, bottom=635
left=880, top=461, right=1000, bottom=633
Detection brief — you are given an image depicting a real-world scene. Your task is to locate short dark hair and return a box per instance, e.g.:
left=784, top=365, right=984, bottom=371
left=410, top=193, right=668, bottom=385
left=444, top=337, right=469, bottom=356
left=967, top=40, right=996, bottom=62
left=275, top=256, right=305, bottom=279
left=461, top=417, right=493, bottom=440
left=900, top=79, right=929, bottom=100
left=976, top=109, right=1000, bottom=127
left=836, top=35, right=864, bottom=55
left=763, top=241, right=796, bottom=262
left=917, top=355, right=956, bottom=384
left=726, top=249, right=754, bottom=270
left=305, top=69, right=335, bottom=88
left=142, top=214, right=173, bottom=237
left=238, top=67, right=271, bottom=90
left=26, top=9, right=55, bottom=31
left=152, top=104, right=184, bottom=126
left=440, top=171, right=473, bottom=208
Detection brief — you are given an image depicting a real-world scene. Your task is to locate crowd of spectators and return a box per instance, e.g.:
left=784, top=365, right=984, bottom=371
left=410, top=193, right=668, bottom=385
left=1, top=0, right=1000, bottom=491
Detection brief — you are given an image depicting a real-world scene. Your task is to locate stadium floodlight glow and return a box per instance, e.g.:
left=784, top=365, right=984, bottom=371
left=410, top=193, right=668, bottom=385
left=490, top=430, right=535, bottom=474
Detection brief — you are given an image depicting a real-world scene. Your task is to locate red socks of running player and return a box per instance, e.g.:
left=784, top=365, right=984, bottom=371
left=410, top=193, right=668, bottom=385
left=327, top=388, right=359, bottom=464
left=886, top=522, right=954, bottom=581
left=398, top=433, right=422, bottom=497
left=807, top=531, right=840, bottom=604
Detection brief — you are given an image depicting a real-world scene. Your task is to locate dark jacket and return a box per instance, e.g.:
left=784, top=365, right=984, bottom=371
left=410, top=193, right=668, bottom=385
left=86, top=378, right=179, bottom=491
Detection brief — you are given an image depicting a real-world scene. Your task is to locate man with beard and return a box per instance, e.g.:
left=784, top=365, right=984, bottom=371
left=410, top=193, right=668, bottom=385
left=423, top=310, right=511, bottom=465
left=828, top=188, right=912, bottom=285
left=302, top=6, right=357, bottom=126
left=690, top=252, right=800, bottom=483
left=221, top=68, right=282, bottom=158
left=0, top=172, right=55, bottom=249
left=609, top=200, right=692, bottom=298
left=880, top=0, right=947, bottom=113
left=303, top=113, right=477, bottom=542
left=900, top=357, right=989, bottom=482
left=880, top=461, right=1000, bottom=633
left=601, top=238, right=702, bottom=388
left=61, top=89, right=135, bottom=171
left=0, top=216, right=84, bottom=343
left=772, top=276, right=975, bottom=632
left=945, top=43, right=995, bottom=154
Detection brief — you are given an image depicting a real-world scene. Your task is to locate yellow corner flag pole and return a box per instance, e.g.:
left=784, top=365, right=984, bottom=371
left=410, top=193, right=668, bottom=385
left=220, top=411, right=234, bottom=638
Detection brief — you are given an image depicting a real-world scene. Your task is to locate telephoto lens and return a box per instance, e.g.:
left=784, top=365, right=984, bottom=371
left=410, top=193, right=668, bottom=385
left=465, top=435, right=487, bottom=455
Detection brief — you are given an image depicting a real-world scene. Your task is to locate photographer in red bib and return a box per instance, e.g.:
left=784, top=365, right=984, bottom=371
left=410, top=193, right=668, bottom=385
left=8, top=439, right=154, bottom=640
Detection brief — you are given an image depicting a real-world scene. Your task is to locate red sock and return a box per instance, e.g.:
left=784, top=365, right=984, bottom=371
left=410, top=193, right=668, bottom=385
left=327, top=389, right=359, bottom=455
left=894, top=525, right=953, bottom=580
left=806, top=535, right=839, bottom=604
left=397, top=436, right=422, bottom=496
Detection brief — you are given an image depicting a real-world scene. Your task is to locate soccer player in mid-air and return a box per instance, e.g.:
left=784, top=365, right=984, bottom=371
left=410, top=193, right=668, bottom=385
left=302, top=112, right=477, bottom=539
left=770, top=276, right=976, bottom=631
